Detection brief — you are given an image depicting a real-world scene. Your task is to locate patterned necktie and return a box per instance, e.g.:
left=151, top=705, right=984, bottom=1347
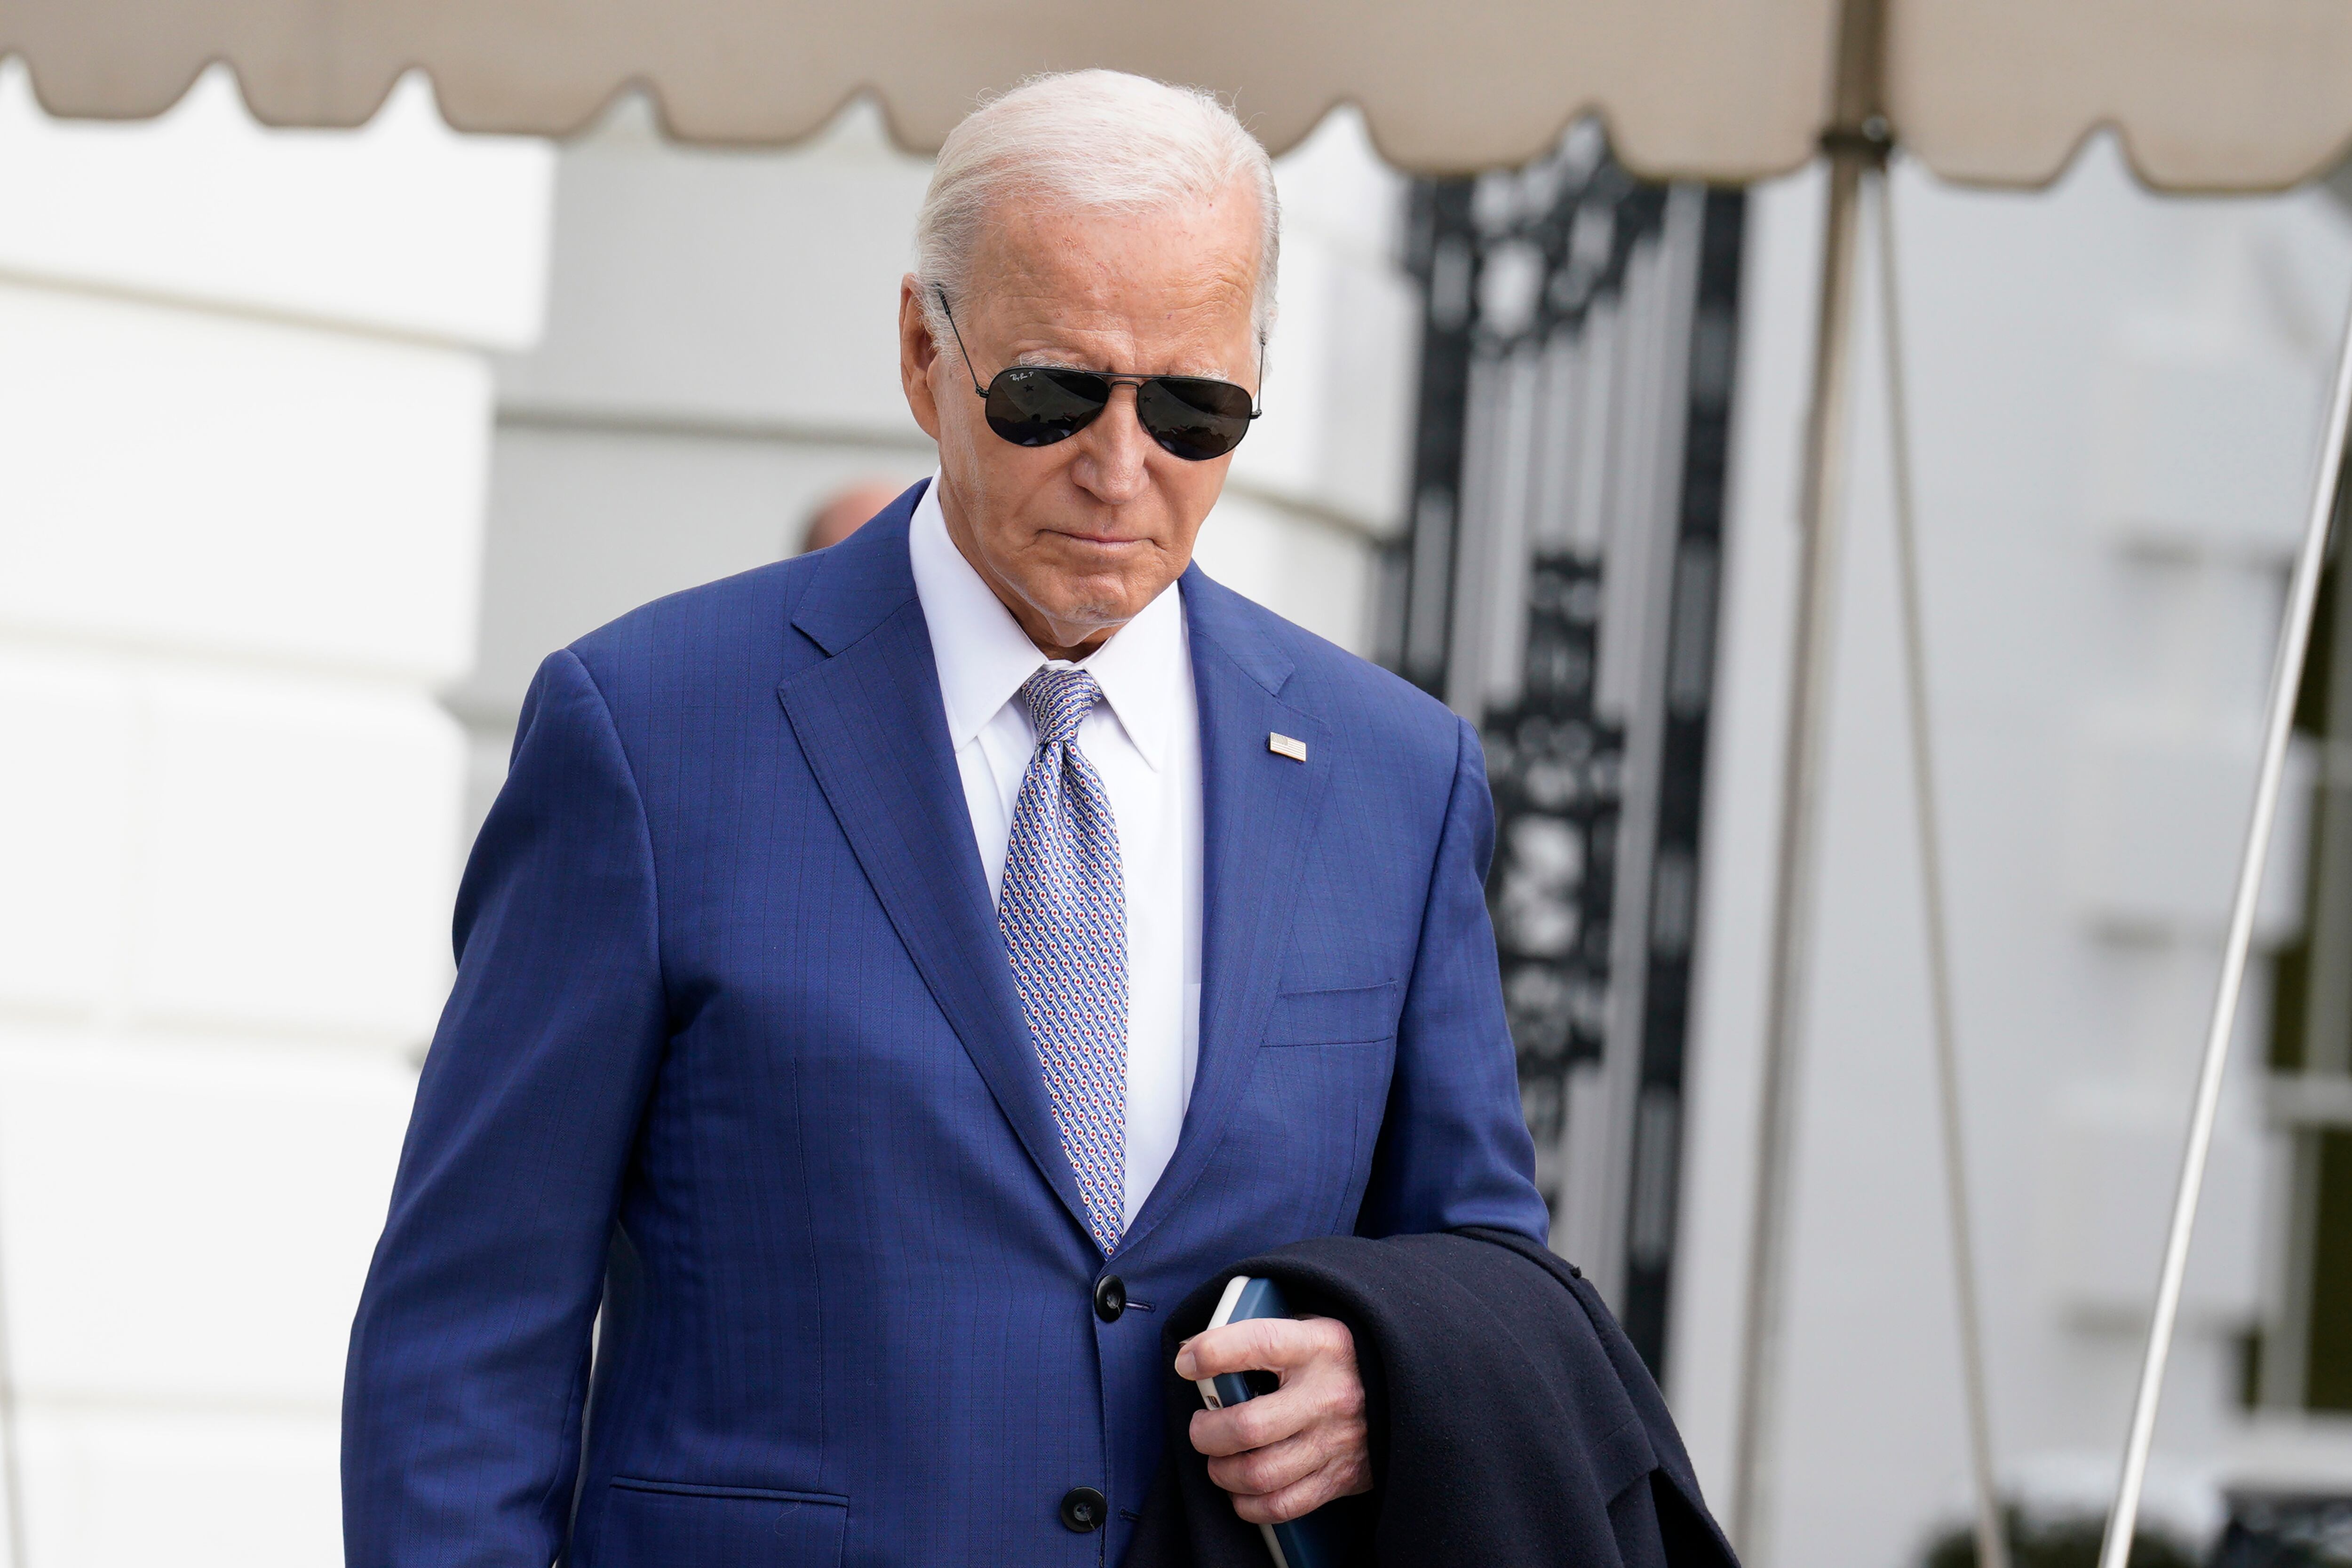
left=998, top=666, right=1128, bottom=1252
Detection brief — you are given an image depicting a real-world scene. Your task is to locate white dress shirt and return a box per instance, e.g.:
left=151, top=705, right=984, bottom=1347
left=907, top=477, right=1204, bottom=1226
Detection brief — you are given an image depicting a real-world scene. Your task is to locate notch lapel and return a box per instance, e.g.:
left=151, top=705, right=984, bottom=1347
left=775, top=502, right=1091, bottom=1243
left=1120, top=569, right=1334, bottom=1254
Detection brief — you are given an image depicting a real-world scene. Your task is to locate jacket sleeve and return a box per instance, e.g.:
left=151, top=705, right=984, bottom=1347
left=343, top=649, right=669, bottom=1568
left=1356, top=715, right=1550, bottom=1243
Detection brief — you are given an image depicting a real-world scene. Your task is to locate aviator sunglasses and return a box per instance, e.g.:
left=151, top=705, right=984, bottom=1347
left=936, top=288, right=1262, bottom=461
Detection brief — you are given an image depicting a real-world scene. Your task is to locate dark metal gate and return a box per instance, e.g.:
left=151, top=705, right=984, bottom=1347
left=1381, top=127, right=1744, bottom=1375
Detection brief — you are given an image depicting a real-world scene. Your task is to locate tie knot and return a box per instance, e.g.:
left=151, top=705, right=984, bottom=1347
left=1021, top=665, right=1102, bottom=748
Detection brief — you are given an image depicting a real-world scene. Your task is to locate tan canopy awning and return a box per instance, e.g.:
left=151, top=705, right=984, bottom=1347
left=1888, top=0, right=2352, bottom=190
left=2, top=0, right=2349, bottom=190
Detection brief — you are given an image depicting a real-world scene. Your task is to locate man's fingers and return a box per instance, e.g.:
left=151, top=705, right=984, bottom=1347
left=1204, top=1432, right=1320, bottom=1498
left=1192, top=1363, right=1362, bottom=1450
left=1221, top=1433, right=1375, bottom=1523
left=1229, top=1469, right=1345, bottom=1526
left=1175, top=1317, right=1292, bottom=1380
left=1189, top=1381, right=1311, bottom=1456
left=1179, top=1311, right=1370, bottom=1526
left=1175, top=1315, right=1343, bottom=1380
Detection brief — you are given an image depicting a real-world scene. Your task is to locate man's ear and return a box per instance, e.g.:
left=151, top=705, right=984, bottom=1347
left=899, top=274, right=943, bottom=441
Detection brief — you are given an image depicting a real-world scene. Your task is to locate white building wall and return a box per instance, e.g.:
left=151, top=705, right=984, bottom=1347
left=1675, top=144, right=2352, bottom=1567
left=0, top=65, right=550, bottom=1566
left=452, top=97, right=1418, bottom=830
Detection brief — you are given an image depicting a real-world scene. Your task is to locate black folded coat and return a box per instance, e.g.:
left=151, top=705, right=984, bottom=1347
left=1125, top=1227, right=1740, bottom=1568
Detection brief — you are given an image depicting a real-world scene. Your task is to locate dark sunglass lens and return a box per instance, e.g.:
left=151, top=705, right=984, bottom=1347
left=1136, top=378, right=1255, bottom=460
left=986, top=368, right=1112, bottom=446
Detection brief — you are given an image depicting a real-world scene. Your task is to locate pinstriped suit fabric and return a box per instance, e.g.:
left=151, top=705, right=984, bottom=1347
left=998, top=667, right=1127, bottom=1251
left=341, top=483, right=1550, bottom=1568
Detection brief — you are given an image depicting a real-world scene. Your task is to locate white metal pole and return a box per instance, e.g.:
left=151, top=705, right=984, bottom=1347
left=2095, top=280, right=2352, bottom=1568
left=1728, top=129, right=1871, bottom=1561
left=1732, top=5, right=1887, bottom=1552
left=1873, top=165, right=2010, bottom=1568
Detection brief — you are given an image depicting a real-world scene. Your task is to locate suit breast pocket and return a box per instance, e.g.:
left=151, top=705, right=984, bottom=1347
left=1263, top=980, right=1401, bottom=1046
left=600, top=1478, right=847, bottom=1566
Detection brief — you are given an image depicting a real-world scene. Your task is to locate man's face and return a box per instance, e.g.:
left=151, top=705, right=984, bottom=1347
left=899, top=180, right=1262, bottom=659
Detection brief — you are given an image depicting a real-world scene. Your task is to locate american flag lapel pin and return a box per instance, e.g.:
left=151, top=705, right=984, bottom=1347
left=1267, top=732, right=1308, bottom=763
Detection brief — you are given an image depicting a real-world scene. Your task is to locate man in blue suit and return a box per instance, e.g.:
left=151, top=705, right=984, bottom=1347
left=344, top=68, right=1546, bottom=1566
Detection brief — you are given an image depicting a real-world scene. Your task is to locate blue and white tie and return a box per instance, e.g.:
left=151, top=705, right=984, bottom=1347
left=999, top=666, right=1128, bottom=1252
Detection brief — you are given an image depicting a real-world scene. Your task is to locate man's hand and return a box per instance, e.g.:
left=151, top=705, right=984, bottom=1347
left=1174, top=1316, right=1372, bottom=1525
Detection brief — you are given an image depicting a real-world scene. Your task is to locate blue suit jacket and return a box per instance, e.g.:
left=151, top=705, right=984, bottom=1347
left=343, top=483, right=1546, bottom=1567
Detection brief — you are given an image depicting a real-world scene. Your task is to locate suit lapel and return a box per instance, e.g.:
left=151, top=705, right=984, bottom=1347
left=775, top=494, right=1091, bottom=1242
left=1120, top=568, right=1333, bottom=1254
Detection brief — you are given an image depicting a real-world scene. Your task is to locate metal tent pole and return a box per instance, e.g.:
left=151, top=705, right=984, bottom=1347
left=1874, top=164, right=2010, bottom=1568
left=2095, top=274, right=2352, bottom=1568
left=1725, top=0, right=1886, bottom=1536
left=1725, top=127, right=1866, bottom=1564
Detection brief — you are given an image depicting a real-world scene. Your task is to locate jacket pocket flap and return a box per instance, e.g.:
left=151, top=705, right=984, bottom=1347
left=1265, top=980, right=1400, bottom=1045
left=603, top=1478, right=848, bottom=1563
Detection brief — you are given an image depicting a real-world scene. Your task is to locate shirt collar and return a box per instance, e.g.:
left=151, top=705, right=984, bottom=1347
left=907, top=474, right=1184, bottom=771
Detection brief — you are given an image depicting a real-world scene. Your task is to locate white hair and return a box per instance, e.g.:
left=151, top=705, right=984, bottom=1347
left=914, top=70, right=1280, bottom=354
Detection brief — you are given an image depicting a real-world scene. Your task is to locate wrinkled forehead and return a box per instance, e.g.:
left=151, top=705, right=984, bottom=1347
left=965, top=186, right=1263, bottom=376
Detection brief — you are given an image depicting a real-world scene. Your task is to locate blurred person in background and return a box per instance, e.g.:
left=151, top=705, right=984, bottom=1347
left=343, top=68, right=1544, bottom=1566
left=798, top=476, right=907, bottom=554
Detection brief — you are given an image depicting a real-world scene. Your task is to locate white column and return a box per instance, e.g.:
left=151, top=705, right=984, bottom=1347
left=0, top=63, right=551, bottom=1568
left=1211, top=107, right=1421, bottom=657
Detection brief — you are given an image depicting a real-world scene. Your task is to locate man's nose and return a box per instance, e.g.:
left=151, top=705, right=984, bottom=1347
left=1070, top=384, right=1152, bottom=502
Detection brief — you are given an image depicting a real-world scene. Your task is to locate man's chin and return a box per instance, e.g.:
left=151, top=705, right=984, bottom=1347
left=1023, top=572, right=1160, bottom=625
left=1055, top=607, right=1136, bottom=641
left=1026, top=591, right=1149, bottom=648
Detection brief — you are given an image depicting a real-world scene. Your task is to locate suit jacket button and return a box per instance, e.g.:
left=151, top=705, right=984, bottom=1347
left=1093, top=1274, right=1127, bottom=1323
left=1060, top=1486, right=1107, bottom=1532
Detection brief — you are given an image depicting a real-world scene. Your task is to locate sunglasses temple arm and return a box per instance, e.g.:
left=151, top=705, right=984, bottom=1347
left=934, top=288, right=990, bottom=398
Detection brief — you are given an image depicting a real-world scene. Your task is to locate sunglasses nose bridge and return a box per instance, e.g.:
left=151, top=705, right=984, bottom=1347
left=1095, top=376, right=1152, bottom=439
left=1097, top=380, right=1154, bottom=451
